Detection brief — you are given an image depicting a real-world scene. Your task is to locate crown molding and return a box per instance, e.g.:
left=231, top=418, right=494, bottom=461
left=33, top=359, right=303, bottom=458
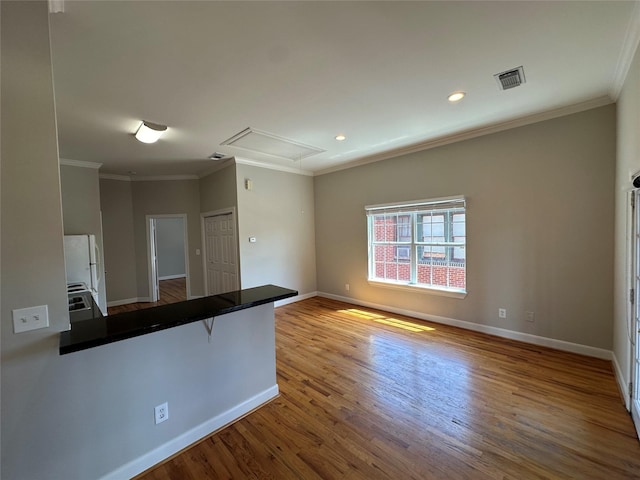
left=99, top=173, right=131, bottom=181
left=316, top=96, right=613, bottom=177
left=233, top=156, right=314, bottom=176
left=99, top=173, right=199, bottom=182
left=60, top=158, right=102, bottom=169
left=611, top=0, right=640, bottom=100
left=132, top=175, right=199, bottom=182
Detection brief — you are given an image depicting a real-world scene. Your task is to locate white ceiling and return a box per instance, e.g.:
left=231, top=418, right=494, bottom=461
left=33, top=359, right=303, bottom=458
left=49, top=1, right=639, bottom=177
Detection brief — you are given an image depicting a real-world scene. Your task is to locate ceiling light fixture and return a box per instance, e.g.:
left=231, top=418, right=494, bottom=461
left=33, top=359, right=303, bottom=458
left=335, top=134, right=346, bottom=141
left=447, top=91, right=466, bottom=103
left=208, top=152, right=227, bottom=160
left=135, top=121, right=167, bottom=144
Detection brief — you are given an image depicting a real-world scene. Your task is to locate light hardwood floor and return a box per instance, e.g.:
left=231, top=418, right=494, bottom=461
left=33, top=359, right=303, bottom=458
left=107, top=278, right=187, bottom=315
left=136, top=296, right=640, bottom=479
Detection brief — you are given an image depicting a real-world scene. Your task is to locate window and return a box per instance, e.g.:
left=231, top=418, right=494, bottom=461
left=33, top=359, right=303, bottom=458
left=366, top=196, right=466, bottom=295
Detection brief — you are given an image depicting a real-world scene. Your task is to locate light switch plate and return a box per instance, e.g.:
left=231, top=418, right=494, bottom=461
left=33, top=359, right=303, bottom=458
left=12, top=305, right=49, bottom=333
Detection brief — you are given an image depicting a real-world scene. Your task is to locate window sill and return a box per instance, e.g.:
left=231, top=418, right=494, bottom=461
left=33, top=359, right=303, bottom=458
left=367, top=280, right=467, bottom=299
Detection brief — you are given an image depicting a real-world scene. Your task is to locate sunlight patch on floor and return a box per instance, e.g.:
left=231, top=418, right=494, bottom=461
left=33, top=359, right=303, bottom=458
left=338, top=308, right=435, bottom=333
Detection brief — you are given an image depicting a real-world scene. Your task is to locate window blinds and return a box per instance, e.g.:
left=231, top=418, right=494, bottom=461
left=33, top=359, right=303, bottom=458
left=365, top=196, right=465, bottom=215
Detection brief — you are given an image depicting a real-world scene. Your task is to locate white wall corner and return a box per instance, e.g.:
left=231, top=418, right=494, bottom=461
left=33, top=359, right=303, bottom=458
left=611, top=0, right=640, bottom=100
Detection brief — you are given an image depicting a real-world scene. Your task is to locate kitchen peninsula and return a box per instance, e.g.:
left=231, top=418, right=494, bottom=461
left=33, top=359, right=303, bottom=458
left=54, top=284, right=297, bottom=478
left=60, top=284, right=297, bottom=354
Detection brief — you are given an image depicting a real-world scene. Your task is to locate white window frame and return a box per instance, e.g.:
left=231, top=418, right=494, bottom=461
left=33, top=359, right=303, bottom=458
left=365, top=196, right=467, bottom=298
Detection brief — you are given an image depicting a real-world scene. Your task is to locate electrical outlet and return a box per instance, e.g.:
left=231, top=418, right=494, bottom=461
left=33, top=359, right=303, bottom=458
left=155, top=402, right=169, bottom=425
left=498, top=308, right=507, bottom=319
left=12, top=305, right=49, bottom=333
left=345, top=283, right=350, bottom=292
left=525, top=311, right=535, bottom=322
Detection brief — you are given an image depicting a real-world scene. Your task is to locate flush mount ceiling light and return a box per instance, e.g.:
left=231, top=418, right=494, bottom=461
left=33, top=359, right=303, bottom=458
left=135, top=121, right=167, bottom=144
left=335, top=134, right=346, bottom=141
left=447, top=91, right=466, bottom=103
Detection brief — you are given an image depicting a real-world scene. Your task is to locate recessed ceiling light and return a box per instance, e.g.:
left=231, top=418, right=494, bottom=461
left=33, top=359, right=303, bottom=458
left=447, top=91, right=466, bottom=103
left=208, top=152, right=227, bottom=160
left=335, top=134, right=346, bottom=141
left=135, top=121, right=167, bottom=144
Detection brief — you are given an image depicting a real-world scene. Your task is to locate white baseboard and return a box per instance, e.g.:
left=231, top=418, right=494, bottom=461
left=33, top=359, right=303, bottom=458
left=275, top=291, right=318, bottom=307
left=318, top=292, right=613, bottom=360
left=159, top=274, right=187, bottom=281
left=612, top=353, right=631, bottom=410
left=100, top=384, right=279, bottom=480
left=107, top=297, right=143, bottom=307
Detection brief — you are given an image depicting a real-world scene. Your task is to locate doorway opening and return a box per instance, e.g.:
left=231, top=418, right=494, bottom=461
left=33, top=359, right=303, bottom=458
left=147, top=214, right=190, bottom=304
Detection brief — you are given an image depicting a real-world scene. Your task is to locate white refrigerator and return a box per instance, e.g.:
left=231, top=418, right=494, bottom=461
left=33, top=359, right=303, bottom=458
left=64, top=234, right=106, bottom=314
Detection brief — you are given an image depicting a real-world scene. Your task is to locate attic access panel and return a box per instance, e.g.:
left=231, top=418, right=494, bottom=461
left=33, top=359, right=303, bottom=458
left=221, top=127, right=325, bottom=161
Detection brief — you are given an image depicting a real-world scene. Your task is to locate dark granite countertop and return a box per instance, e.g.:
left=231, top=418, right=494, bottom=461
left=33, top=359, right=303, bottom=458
left=68, top=291, right=104, bottom=323
left=59, top=284, right=297, bottom=355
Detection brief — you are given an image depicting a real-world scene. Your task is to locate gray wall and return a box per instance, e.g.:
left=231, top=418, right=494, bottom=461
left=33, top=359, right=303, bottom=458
left=156, top=217, right=186, bottom=279
left=99, top=178, right=138, bottom=302
left=60, top=164, right=102, bottom=235
left=236, top=163, right=317, bottom=295
left=132, top=180, right=204, bottom=299
left=614, top=41, right=640, bottom=402
left=315, top=105, right=616, bottom=350
left=60, top=164, right=107, bottom=310
left=200, top=162, right=238, bottom=213
left=100, top=178, right=204, bottom=301
left=2, top=0, right=68, bottom=475
left=1, top=5, right=278, bottom=479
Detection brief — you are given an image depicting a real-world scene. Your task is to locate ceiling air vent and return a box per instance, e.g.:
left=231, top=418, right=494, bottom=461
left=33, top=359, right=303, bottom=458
left=494, top=66, right=526, bottom=91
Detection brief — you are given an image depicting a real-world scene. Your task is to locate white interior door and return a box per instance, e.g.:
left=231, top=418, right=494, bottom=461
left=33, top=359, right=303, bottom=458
left=204, top=213, right=239, bottom=295
left=633, top=190, right=640, bottom=439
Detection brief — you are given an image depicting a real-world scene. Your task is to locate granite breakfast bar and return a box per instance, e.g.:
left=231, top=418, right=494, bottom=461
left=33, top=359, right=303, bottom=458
left=56, top=284, right=297, bottom=479
left=60, top=284, right=297, bottom=355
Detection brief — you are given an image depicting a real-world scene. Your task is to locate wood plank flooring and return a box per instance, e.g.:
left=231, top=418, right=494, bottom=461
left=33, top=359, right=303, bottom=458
left=136, top=296, right=640, bottom=479
left=107, top=278, right=187, bottom=315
